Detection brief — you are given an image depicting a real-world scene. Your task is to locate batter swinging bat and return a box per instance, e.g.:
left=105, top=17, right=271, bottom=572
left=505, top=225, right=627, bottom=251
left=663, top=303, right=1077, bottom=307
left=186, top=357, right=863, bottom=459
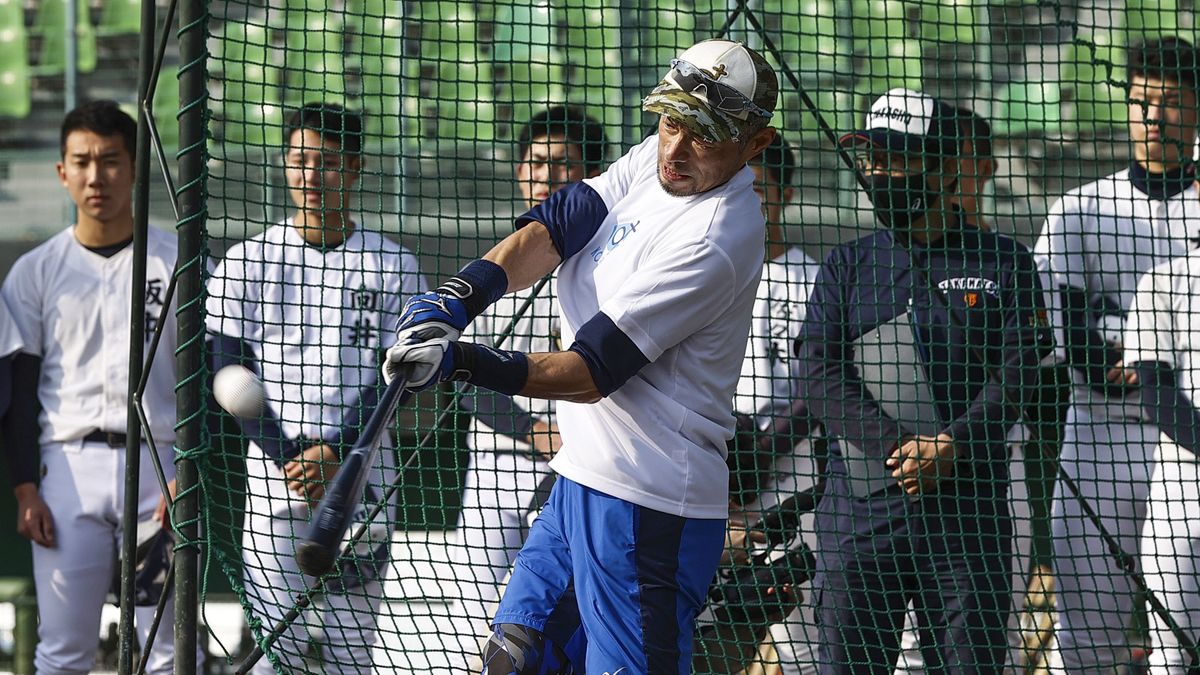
left=296, top=370, right=411, bottom=577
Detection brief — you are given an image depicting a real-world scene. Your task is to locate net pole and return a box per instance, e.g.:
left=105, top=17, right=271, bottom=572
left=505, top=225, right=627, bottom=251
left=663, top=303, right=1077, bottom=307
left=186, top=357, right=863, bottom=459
left=173, top=0, right=209, bottom=669
left=117, top=0, right=159, bottom=669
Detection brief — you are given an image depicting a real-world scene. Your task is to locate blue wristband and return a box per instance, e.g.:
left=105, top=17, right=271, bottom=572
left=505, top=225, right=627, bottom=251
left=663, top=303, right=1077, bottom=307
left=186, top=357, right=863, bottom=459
left=440, top=259, right=510, bottom=323
left=453, top=343, right=529, bottom=396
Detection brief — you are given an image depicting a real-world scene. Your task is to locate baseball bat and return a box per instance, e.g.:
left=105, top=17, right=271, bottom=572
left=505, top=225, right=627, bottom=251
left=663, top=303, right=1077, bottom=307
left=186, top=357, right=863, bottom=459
left=295, top=370, right=412, bottom=577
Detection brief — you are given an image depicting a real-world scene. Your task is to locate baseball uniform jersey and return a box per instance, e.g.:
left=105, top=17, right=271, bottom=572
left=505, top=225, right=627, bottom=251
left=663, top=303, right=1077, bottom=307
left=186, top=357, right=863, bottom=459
left=1032, top=165, right=1200, bottom=672
left=206, top=220, right=426, bottom=675
left=1, top=225, right=183, bottom=674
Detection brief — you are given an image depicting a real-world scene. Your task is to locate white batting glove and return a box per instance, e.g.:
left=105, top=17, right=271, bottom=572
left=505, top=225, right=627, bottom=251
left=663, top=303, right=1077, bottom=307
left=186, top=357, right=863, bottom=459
left=382, top=337, right=456, bottom=390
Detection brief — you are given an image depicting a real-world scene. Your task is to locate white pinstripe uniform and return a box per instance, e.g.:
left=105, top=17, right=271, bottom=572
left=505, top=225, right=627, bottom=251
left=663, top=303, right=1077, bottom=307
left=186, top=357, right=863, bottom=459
left=206, top=221, right=426, bottom=675
left=2, top=226, right=182, bottom=675
left=1124, top=252, right=1200, bottom=674
left=727, top=246, right=822, bottom=675
left=440, top=279, right=560, bottom=669
left=1032, top=170, right=1200, bottom=672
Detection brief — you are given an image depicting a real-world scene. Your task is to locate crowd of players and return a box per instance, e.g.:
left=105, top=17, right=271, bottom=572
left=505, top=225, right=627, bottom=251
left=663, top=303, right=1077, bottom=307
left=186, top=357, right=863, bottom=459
left=1, top=31, right=1200, bottom=675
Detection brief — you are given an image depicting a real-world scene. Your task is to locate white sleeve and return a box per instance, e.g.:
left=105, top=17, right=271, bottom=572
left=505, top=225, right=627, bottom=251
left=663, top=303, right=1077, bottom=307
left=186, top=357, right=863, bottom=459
left=1032, top=193, right=1090, bottom=292
left=205, top=248, right=254, bottom=340
left=581, top=136, right=656, bottom=210
left=1, top=256, right=42, bottom=357
left=1123, top=262, right=1178, bottom=368
left=0, top=292, right=25, bottom=358
left=600, top=237, right=738, bottom=362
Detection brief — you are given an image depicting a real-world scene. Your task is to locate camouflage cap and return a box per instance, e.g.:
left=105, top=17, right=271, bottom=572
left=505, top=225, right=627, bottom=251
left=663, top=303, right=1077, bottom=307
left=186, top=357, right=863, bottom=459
left=643, top=39, right=778, bottom=143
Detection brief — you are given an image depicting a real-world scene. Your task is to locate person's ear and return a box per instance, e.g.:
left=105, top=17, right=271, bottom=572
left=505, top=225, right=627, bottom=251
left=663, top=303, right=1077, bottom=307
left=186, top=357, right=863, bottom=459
left=979, top=157, right=997, bottom=184
left=782, top=186, right=795, bottom=204
left=742, top=127, right=777, bottom=161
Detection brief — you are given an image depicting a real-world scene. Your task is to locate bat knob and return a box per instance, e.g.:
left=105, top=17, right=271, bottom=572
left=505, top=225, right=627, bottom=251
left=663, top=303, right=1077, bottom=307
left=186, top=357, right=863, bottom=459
left=296, top=542, right=337, bottom=577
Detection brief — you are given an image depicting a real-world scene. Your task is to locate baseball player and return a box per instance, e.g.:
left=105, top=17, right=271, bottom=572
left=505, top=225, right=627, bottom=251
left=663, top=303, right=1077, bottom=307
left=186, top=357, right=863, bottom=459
left=384, top=39, right=779, bottom=673
left=0, top=101, right=186, bottom=674
left=1031, top=37, right=1200, bottom=672
left=205, top=103, right=427, bottom=674
left=696, top=134, right=823, bottom=674
left=1124, top=252, right=1200, bottom=674
left=799, top=88, right=1053, bottom=673
left=441, top=106, right=608, bottom=668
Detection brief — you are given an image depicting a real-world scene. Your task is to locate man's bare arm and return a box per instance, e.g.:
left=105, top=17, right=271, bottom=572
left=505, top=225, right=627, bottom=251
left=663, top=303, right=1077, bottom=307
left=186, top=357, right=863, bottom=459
left=483, top=223, right=562, bottom=293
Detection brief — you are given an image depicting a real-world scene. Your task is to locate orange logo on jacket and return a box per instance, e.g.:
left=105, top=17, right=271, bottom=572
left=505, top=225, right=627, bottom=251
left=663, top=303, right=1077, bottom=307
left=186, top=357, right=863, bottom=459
left=964, top=292, right=979, bottom=307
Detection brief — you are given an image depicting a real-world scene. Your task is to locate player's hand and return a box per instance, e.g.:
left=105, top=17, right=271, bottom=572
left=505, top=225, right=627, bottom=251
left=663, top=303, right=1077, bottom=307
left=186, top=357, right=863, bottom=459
left=886, top=433, right=958, bottom=495
left=383, top=338, right=458, bottom=390
left=1106, top=359, right=1139, bottom=388
left=284, top=444, right=341, bottom=504
left=14, top=483, right=56, bottom=548
left=528, top=420, right=562, bottom=461
left=395, top=291, right=469, bottom=345
left=154, top=478, right=178, bottom=526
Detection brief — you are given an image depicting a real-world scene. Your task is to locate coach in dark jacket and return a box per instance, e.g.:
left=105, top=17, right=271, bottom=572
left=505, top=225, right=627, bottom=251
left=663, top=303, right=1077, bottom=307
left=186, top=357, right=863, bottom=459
left=797, top=89, right=1053, bottom=674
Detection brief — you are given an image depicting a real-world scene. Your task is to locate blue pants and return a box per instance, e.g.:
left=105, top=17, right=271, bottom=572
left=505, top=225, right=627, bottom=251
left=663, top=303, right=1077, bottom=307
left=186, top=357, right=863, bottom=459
left=814, top=473, right=1013, bottom=674
left=491, top=477, right=725, bottom=674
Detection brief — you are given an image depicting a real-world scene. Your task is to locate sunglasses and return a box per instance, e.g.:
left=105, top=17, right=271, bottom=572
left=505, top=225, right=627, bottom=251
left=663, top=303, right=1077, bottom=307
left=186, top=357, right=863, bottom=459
left=668, top=59, right=772, bottom=120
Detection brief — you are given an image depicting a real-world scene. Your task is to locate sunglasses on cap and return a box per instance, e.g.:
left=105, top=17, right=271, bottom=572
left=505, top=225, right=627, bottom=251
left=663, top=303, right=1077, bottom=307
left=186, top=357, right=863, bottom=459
left=667, top=59, right=772, bottom=120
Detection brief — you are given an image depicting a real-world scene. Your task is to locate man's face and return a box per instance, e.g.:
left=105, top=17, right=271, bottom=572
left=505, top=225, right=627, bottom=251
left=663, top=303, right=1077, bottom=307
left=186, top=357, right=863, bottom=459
left=951, top=139, right=995, bottom=215
left=515, top=133, right=590, bottom=207
left=750, top=163, right=793, bottom=225
left=656, top=115, right=774, bottom=197
left=1129, top=74, right=1200, bottom=167
left=284, top=128, right=361, bottom=213
left=57, top=130, right=134, bottom=224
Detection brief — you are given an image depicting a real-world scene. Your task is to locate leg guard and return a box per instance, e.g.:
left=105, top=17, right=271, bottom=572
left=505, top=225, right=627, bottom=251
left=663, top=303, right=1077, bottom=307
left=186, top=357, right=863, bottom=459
left=480, top=623, right=573, bottom=675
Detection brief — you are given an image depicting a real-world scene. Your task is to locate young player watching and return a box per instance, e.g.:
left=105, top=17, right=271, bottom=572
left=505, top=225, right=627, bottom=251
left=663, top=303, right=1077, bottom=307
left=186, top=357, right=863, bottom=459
left=1, top=100, right=189, bottom=674
left=205, top=103, right=427, bottom=674
left=1032, top=37, right=1200, bottom=672
left=442, top=106, right=607, bottom=669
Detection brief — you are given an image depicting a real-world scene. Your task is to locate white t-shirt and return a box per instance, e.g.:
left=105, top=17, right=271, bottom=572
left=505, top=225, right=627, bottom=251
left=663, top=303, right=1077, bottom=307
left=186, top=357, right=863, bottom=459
left=1124, top=252, right=1200, bottom=460
left=2, top=226, right=180, bottom=445
left=549, top=135, right=766, bottom=519
left=206, top=222, right=427, bottom=441
left=733, top=246, right=821, bottom=427
left=1032, top=169, right=1200, bottom=420
left=461, top=278, right=558, bottom=457
left=0, top=295, right=25, bottom=360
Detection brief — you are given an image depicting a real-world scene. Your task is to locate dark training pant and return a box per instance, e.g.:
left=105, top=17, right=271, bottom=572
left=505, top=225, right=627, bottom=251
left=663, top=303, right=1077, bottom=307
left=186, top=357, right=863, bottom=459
left=814, top=474, right=1014, bottom=674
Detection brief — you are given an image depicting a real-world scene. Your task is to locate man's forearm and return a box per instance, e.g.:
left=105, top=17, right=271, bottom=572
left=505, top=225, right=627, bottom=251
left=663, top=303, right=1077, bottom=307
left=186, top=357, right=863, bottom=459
left=522, top=351, right=602, bottom=403
left=482, top=223, right=562, bottom=293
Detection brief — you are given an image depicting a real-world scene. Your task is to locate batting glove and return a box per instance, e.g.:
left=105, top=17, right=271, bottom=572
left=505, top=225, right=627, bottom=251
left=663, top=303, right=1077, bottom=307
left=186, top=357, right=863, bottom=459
left=383, top=337, right=463, bottom=390
left=395, top=291, right=470, bottom=344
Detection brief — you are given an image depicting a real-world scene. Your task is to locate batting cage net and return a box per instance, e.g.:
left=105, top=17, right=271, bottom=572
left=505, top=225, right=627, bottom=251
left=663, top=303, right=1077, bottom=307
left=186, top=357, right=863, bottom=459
left=158, top=0, right=1200, bottom=673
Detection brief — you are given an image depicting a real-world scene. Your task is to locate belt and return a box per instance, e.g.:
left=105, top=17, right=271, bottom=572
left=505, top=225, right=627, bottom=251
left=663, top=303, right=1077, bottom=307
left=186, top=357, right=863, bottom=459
left=83, top=430, right=130, bottom=448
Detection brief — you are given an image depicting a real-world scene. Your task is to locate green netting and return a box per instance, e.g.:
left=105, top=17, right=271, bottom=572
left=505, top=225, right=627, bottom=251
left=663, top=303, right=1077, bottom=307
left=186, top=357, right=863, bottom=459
left=178, top=0, right=1200, bottom=673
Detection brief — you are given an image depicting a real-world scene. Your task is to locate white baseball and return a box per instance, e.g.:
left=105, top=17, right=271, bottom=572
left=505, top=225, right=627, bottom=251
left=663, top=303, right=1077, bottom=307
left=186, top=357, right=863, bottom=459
left=213, top=365, right=267, bottom=418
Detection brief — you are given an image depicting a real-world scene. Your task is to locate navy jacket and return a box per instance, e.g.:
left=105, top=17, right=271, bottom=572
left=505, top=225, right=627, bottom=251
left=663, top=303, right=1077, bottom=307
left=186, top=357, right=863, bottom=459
left=797, top=226, right=1054, bottom=501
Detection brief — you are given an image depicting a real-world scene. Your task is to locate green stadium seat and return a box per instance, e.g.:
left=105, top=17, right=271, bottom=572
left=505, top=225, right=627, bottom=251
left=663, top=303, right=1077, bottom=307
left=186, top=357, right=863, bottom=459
left=0, top=0, right=23, bottom=30
left=640, top=0, right=697, bottom=69
left=1063, top=34, right=1129, bottom=132
left=151, top=66, right=180, bottom=149
left=920, top=0, right=976, bottom=44
left=1124, top=0, right=1183, bottom=41
left=493, top=2, right=565, bottom=131
left=852, top=0, right=910, bottom=44
left=856, top=38, right=922, bottom=97
left=97, top=0, right=141, bottom=36
left=761, top=0, right=840, bottom=77
left=0, top=21, right=30, bottom=117
left=560, top=5, right=624, bottom=144
left=283, top=13, right=346, bottom=106
left=221, top=101, right=284, bottom=149
left=996, top=80, right=1062, bottom=135
left=32, top=0, right=97, bottom=74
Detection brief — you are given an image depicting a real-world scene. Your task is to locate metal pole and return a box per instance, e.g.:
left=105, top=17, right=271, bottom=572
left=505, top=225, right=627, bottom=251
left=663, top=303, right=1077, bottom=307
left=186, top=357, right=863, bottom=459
left=174, top=0, right=208, bottom=669
left=117, top=0, right=158, bottom=668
